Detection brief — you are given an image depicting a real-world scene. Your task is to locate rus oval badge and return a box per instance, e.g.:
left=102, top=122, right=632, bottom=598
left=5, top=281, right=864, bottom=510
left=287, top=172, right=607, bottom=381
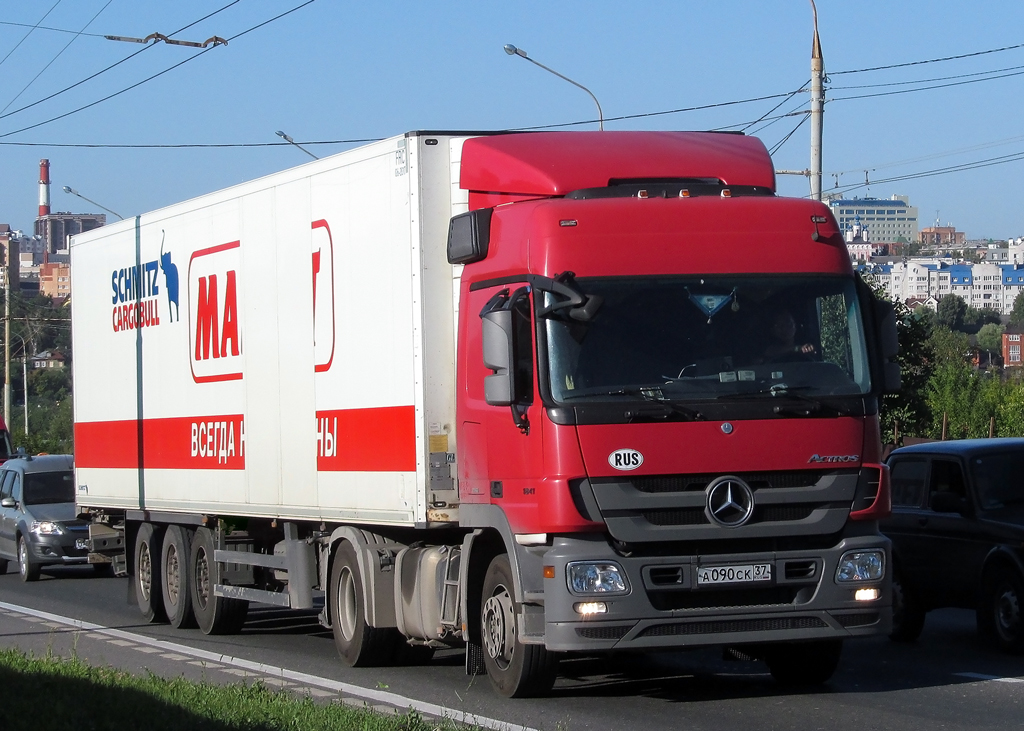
left=608, top=448, right=644, bottom=471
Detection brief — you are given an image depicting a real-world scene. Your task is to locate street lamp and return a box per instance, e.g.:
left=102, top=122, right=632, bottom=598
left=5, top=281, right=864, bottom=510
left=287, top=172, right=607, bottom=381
left=62, top=186, right=124, bottom=221
left=275, top=130, right=319, bottom=160
left=503, top=44, right=604, bottom=130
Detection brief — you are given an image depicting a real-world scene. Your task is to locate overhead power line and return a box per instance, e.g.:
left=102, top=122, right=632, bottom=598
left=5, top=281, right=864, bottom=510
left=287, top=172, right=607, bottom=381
left=831, top=40, right=1024, bottom=75
left=0, top=0, right=316, bottom=139
left=0, top=1, right=62, bottom=69
left=826, top=150, right=1024, bottom=198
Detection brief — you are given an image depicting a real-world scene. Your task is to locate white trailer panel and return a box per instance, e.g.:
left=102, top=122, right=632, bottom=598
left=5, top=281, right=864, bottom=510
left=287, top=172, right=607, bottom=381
left=72, top=133, right=469, bottom=526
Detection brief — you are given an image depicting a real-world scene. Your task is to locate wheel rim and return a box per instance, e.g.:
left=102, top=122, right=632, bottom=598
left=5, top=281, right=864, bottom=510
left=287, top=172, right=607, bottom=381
left=994, top=580, right=1021, bottom=641
left=138, top=541, right=152, bottom=601
left=336, top=566, right=357, bottom=641
left=482, top=582, right=515, bottom=670
left=19, top=539, right=28, bottom=577
left=165, top=544, right=180, bottom=606
left=194, top=546, right=210, bottom=610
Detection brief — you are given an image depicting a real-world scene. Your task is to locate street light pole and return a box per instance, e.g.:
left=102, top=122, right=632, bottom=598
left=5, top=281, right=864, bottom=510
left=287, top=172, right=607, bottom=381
left=62, top=186, right=124, bottom=220
left=503, top=44, right=604, bottom=131
left=809, top=0, right=824, bottom=201
left=275, top=131, right=319, bottom=160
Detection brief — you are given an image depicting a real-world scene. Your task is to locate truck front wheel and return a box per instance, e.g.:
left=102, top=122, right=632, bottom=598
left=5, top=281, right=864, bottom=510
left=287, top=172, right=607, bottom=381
left=763, top=639, right=842, bottom=686
left=189, top=527, right=248, bottom=635
left=329, top=541, right=396, bottom=666
left=134, top=523, right=166, bottom=623
left=480, top=554, right=556, bottom=698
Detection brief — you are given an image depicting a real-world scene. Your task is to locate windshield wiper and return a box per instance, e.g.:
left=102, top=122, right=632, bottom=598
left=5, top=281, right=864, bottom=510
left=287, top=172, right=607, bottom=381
left=716, top=385, right=850, bottom=416
left=563, top=386, right=705, bottom=421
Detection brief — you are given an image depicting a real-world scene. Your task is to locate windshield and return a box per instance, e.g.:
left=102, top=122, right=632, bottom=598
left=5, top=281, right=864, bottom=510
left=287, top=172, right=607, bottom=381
left=23, top=471, right=75, bottom=505
left=544, top=275, right=871, bottom=404
left=970, top=452, right=1024, bottom=510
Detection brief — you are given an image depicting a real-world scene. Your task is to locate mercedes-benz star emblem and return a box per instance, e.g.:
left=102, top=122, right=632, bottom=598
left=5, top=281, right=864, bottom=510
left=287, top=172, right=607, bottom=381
left=705, top=476, right=755, bottom=527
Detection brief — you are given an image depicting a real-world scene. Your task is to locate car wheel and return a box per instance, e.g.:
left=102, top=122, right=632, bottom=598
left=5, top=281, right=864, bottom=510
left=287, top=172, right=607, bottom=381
left=161, top=525, right=197, bottom=629
left=18, top=536, right=40, bottom=582
left=329, top=541, right=398, bottom=666
left=890, top=566, right=926, bottom=642
left=982, top=567, right=1024, bottom=654
left=189, top=526, right=248, bottom=635
left=764, top=640, right=843, bottom=686
left=134, top=523, right=167, bottom=623
left=480, top=554, right=558, bottom=698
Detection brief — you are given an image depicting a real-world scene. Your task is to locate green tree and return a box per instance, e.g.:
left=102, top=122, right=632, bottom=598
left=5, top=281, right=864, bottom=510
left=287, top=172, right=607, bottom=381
left=1010, top=291, right=1024, bottom=326
left=927, top=325, right=972, bottom=366
left=926, top=364, right=1002, bottom=439
left=976, top=322, right=1005, bottom=361
left=881, top=298, right=935, bottom=443
left=936, top=294, right=967, bottom=331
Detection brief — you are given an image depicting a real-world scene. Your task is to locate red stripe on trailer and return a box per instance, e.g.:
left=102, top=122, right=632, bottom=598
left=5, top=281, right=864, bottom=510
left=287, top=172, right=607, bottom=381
left=75, top=415, right=246, bottom=470
left=316, top=406, right=417, bottom=472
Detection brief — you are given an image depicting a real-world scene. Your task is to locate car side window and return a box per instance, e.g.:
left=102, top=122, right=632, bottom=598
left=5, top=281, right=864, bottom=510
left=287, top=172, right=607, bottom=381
left=890, top=459, right=928, bottom=507
left=10, top=474, right=22, bottom=503
left=0, top=471, right=14, bottom=500
left=929, top=459, right=967, bottom=501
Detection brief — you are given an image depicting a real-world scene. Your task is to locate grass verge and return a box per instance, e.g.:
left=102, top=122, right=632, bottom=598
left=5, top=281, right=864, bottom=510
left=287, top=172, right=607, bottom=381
left=0, top=647, right=471, bottom=731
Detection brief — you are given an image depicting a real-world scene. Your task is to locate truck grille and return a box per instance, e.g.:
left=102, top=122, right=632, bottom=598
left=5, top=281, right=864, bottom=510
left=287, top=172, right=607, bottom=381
left=575, top=625, right=633, bottom=640
left=586, top=470, right=859, bottom=544
left=648, top=586, right=802, bottom=611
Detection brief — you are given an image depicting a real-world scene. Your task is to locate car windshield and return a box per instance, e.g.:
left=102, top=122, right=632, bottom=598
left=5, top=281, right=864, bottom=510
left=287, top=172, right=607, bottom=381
left=970, top=452, right=1024, bottom=510
left=543, top=274, right=871, bottom=403
left=23, top=471, right=75, bottom=505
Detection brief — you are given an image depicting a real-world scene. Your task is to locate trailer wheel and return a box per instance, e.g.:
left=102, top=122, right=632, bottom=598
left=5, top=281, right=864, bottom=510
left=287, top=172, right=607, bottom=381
left=134, top=523, right=167, bottom=623
left=190, top=527, right=248, bottom=635
left=763, top=639, right=843, bottom=686
left=480, top=554, right=557, bottom=697
left=329, top=541, right=396, bottom=666
left=161, top=526, right=197, bottom=629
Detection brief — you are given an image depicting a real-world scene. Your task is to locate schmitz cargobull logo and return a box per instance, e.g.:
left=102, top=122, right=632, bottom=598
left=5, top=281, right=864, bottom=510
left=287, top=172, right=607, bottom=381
left=189, top=241, right=243, bottom=383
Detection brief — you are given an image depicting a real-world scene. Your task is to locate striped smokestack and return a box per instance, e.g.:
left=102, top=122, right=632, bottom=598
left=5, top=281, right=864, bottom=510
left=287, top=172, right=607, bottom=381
left=38, top=159, right=51, bottom=217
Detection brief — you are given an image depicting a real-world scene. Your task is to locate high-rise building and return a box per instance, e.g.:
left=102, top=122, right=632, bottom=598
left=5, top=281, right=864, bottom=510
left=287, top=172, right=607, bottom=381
left=828, top=195, right=919, bottom=243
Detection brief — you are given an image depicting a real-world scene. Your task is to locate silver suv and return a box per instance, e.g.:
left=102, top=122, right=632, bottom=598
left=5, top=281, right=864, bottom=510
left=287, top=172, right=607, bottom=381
left=0, top=454, right=92, bottom=581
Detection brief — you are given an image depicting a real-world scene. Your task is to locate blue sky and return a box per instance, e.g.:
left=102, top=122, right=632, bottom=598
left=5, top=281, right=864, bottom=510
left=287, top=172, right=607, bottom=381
left=1, top=0, right=1023, bottom=240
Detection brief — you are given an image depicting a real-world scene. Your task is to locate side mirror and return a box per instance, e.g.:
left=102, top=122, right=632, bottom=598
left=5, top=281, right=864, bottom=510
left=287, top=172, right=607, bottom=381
left=482, top=309, right=515, bottom=406
left=0, top=497, right=15, bottom=509
left=930, top=491, right=967, bottom=515
left=447, top=208, right=492, bottom=265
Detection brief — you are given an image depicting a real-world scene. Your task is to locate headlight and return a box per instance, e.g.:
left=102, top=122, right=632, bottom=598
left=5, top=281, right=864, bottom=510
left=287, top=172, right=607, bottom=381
left=835, top=550, right=885, bottom=582
left=566, top=561, right=629, bottom=595
left=31, top=521, right=65, bottom=536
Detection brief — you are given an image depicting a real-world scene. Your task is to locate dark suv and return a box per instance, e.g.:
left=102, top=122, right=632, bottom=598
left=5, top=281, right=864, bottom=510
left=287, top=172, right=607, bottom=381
left=884, top=439, right=1024, bottom=652
left=0, top=454, right=90, bottom=581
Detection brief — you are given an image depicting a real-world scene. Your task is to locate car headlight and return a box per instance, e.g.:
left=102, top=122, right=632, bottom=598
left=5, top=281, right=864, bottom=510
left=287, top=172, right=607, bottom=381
left=566, top=561, right=629, bottom=595
left=30, top=521, right=65, bottom=536
left=835, top=550, right=885, bottom=582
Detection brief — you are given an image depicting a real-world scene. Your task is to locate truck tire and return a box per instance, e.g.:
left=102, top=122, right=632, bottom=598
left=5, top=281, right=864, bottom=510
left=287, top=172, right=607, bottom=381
left=134, top=523, right=167, bottom=623
left=981, top=567, right=1024, bottom=653
left=18, top=535, right=40, bottom=582
left=890, top=566, right=925, bottom=642
left=329, top=541, right=397, bottom=667
left=189, top=527, right=248, bottom=635
left=763, top=639, right=842, bottom=686
left=161, top=526, right=197, bottom=629
left=480, top=554, right=557, bottom=698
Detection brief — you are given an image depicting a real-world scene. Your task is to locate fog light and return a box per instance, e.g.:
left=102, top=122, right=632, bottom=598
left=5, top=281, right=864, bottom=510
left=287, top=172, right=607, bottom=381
left=835, top=550, right=885, bottom=582
left=567, top=561, right=629, bottom=595
left=855, top=588, right=880, bottom=602
left=574, top=601, right=608, bottom=615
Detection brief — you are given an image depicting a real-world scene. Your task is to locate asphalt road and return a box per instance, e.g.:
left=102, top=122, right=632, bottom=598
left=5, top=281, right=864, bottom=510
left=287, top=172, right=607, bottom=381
left=0, top=563, right=1021, bottom=731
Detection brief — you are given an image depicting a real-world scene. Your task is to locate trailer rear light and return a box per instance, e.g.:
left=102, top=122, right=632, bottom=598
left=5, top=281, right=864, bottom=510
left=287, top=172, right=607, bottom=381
left=850, top=463, right=891, bottom=521
left=720, top=189, right=732, bottom=198
left=574, top=601, right=608, bottom=615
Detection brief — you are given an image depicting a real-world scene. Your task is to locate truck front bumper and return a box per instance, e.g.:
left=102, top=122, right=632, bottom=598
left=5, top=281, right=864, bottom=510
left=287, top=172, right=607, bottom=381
left=540, top=534, right=891, bottom=652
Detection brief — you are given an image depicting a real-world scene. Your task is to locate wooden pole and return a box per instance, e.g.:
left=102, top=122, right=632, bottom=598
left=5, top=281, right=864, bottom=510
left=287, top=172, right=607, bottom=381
left=941, top=412, right=948, bottom=440
left=989, top=416, right=995, bottom=439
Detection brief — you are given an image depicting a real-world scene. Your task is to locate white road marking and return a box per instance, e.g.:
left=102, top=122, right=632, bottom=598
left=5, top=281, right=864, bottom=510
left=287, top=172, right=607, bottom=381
left=107, top=639, right=136, bottom=647
left=956, top=672, right=1024, bottom=684
left=0, top=599, right=535, bottom=731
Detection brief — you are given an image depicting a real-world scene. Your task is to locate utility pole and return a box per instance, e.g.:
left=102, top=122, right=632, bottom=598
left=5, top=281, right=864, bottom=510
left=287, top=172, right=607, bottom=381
left=4, top=245, right=10, bottom=431
left=809, top=0, right=824, bottom=201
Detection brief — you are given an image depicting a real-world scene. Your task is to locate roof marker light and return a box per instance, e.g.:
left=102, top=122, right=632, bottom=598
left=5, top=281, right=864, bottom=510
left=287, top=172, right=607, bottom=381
left=679, top=189, right=690, bottom=198
left=721, top=189, right=732, bottom=198
left=637, top=190, right=649, bottom=199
